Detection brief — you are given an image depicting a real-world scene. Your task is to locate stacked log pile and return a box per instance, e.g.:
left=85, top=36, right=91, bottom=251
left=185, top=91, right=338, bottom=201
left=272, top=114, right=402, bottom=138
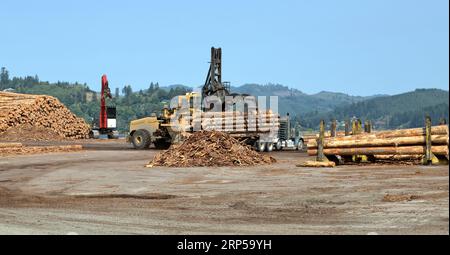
left=303, top=131, right=347, bottom=146
left=147, top=130, right=276, bottom=167
left=307, top=125, right=449, bottom=158
left=0, top=92, right=90, bottom=139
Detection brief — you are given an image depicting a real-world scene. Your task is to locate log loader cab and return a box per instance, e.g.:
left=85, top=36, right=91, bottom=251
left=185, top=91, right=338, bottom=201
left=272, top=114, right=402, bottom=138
left=128, top=92, right=199, bottom=149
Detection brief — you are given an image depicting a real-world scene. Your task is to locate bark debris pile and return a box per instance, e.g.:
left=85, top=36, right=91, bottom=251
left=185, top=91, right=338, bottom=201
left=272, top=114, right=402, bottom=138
left=148, top=130, right=275, bottom=167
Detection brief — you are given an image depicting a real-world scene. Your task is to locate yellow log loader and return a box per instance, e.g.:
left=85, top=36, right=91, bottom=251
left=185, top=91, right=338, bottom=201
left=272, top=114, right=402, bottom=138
left=128, top=47, right=280, bottom=151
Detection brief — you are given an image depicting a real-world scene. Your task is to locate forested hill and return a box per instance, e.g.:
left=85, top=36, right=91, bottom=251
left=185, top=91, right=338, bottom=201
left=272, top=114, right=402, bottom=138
left=299, top=89, right=449, bottom=129
left=231, top=83, right=382, bottom=116
left=0, top=67, right=448, bottom=131
left=0, top=68, right=192, bottom=132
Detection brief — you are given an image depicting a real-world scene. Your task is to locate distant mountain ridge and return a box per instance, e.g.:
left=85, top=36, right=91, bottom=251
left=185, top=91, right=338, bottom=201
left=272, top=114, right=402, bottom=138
left=299, top=88, right=449, bottom=129
left=230, top=83, right=386, bottom=116
left=1, top=66, right=447, bottom=130
left=161, top=83, right=448, bottom=129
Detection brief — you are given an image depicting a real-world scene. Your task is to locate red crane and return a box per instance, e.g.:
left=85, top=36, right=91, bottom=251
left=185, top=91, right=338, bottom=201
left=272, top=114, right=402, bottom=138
left=100, top=74, right=112, bottom=130
left=90, top=74, right=119, bottom=139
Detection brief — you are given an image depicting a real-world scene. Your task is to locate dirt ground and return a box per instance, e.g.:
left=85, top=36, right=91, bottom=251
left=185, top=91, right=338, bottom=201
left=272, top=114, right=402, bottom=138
left=0, top=140, right=448, bottom=234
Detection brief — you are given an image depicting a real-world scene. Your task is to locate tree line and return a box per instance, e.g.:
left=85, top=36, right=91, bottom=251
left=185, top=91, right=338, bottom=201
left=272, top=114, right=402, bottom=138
left=0, top=67, right=192, bottom=131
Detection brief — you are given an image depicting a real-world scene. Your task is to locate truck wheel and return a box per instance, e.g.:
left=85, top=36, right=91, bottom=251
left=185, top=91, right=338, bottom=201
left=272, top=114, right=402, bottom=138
left=297, top=139, right=304, bottom=151
left=255, top=141, right=266, bottom=152
left=265, top=142, right=274, bottom=152
left=154, top=139, right=171, bottom=150
left=275, top=140, right=282, bottom=151
left=132, top=129, right=151, bottom=149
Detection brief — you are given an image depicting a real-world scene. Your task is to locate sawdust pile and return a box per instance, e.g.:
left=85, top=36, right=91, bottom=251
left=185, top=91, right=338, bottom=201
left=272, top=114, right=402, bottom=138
left=0, top=125, right=66, bottom=142
left=0, top=92, right=90, bottom=139
left=0, top=143, right=83, bottom=156
left=147, top=131, right=276, bottom=167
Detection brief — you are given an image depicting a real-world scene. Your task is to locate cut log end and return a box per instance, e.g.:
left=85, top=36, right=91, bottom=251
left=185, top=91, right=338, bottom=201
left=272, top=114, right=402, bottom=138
left=296, top=160, right=336, bottom=168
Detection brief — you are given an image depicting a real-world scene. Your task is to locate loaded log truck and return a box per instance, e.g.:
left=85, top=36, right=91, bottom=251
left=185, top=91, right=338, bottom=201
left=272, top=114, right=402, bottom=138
left=127, top=47, right=281, bottom=151
left=90, top=74, right=119, bottom=139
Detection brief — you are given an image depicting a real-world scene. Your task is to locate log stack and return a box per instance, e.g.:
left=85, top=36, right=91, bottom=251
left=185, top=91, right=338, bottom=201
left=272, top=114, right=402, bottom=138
left=307, top=125, right=449, bottom=159
left=189, top=110, right=280, bottom=133
left=303, top=131, right=348, bottom=147
left=0, top=92, right=90, bottom=139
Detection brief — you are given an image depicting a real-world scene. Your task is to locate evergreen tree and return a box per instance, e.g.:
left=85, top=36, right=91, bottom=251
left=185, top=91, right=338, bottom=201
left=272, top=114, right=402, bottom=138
left=0, top=67, right=10, bottom=88
left=122, top=85, right=133, bottom=98
left=149, top=82, right=154, bottom=94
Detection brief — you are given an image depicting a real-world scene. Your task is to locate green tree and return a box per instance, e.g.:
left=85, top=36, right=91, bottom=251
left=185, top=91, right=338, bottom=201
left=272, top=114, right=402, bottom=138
left=149, top=82, right=154, bottom=94
left=0, top=67, right=10, bottom=88
left=122, top=85, right=133, bottom=98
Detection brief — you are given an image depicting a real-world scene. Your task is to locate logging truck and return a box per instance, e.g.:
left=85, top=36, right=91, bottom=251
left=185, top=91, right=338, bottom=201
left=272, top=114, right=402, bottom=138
left=128, top=47, right=281, bottom=151
left=128, top=92, right=280, bottom=151
left=273, top=114, right=305, bottom=151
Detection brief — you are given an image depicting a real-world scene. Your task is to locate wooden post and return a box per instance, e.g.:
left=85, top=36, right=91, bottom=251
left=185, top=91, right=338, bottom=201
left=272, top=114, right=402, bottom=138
left=352, top=119, right=366, bottom=162
left=420, top=116, right=448, bottom=165
left=317, top=120, right=327, bottom=162
left=352, top=119, right=362, bottom=135
left=364, top=120, right=372, bottom=133
left=331, top=119, right=337, bottom=137
left=357, top=119, right=362, bottom=134
left=425, top=115, right=432, bottom=165
left=352, top=119, right=356, bottom=135
left=345, top=120, right=350, bottom=136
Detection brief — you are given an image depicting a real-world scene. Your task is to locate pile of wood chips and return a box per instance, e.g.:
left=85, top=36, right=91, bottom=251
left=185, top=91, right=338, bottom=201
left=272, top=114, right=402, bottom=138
left=0, top=125, right=66, bottom=141
left=147, top=130, right=276, bottom=167
left=0, top=92, right=90, bottom=139
left=0, top=143, right=83, bottom=156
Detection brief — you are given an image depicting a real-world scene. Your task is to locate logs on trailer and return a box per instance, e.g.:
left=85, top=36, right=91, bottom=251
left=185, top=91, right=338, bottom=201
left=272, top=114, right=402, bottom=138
left=0, top=92, right=90, bottom=139
left=197, top=111, right=280, bottom=132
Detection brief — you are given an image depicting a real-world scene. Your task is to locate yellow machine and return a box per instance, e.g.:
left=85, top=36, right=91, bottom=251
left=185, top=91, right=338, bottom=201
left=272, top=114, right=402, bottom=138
left=128, top=92, right=198, bottom=149
left=128, top=47, right=280, bottom=150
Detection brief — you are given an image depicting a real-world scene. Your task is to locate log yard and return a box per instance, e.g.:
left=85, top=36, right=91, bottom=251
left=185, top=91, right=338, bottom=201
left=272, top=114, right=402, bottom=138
left=0, top=1, right=448, bottom=241
left=0, top=49, right=448, bottom=235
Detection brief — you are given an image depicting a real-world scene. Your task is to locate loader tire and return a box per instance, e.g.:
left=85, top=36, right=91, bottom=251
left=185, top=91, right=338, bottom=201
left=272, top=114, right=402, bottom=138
left=132, top=129, right=151, bottom=149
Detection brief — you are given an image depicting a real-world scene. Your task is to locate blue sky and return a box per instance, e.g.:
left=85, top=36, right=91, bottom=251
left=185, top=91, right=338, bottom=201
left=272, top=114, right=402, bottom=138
left=0, top=0, right=448, bottom=96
